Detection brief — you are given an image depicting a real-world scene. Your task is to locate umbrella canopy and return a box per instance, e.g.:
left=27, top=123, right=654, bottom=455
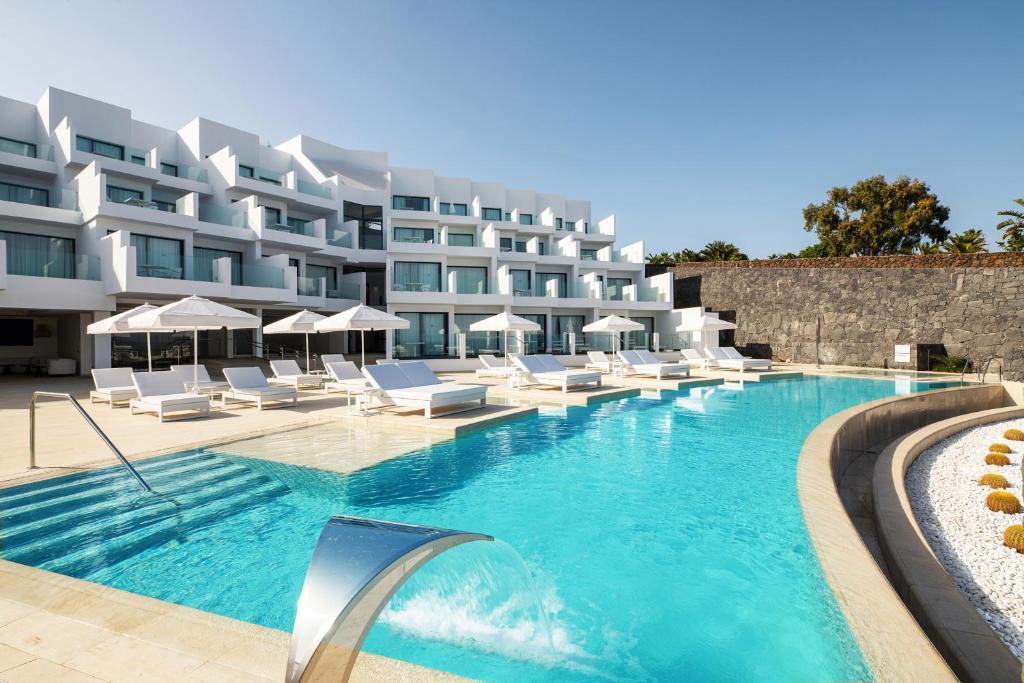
left=129, top=295, right=260, bottom=391
left=675, top=315, right=736, bottom=332
left=314, top=305, right=410, bottom=367
left=583, top=315, right=644, bottom=354
left=87, top=303, right=163, bottom=371
left=263, top=310, right=326, bottom=372
left=469, top=312, right=541, bottom=361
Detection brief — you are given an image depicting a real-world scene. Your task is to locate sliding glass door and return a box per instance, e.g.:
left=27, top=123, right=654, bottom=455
left=395, top=312, right=448, bottom=358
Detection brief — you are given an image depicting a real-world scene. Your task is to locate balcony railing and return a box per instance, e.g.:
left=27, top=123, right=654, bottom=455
left=297, top=179, right=331, bottom=200
left=241, top=263, right=285, bottom=289
left=327, top=282, right=361, bottom=300
left=326, top=228, right=352, bottom=248
left=3, top=244, right=100, bottom=280
left=0, top=138, right=54, bottom=161
left=392, top=282, right=441, bottom=293
left=160, top=161, right=208, bottom=183
left=248, top=166, right=285, bottom=185
left=198, top=204, right=248, bottom=228
left=266, top=218, right=316, bottom=237
left=297, top=276, right=321, bottom=297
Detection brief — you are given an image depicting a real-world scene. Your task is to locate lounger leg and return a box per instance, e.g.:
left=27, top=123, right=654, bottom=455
left=425, top=404, right=432, bottom=419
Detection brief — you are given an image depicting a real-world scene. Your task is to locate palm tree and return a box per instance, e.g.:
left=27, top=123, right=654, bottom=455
left=943, top=229, right=988, bottom=254
left=996, top=198, right=1024, bottom=252
left=646, top=252, right=676, bottom=265
left=699, top=241, right=747, bottom=261
left=915, top=240, right=942, bottom=254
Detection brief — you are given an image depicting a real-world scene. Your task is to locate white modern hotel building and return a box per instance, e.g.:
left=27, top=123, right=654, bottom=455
left=0, top=87, right=675, bottom=375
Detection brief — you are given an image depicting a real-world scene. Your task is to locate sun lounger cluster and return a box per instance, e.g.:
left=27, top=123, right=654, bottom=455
left=681, top=347, right=772, bottom=373
left=512, top=354, right=602, bottom=392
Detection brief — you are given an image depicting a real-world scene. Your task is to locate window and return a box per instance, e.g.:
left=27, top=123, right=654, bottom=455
left=456, top=313, right=500, bottom=356
left=510, top=269, right=531, bottom=295
left=503, top=211, right=511, bottom=221
left=130, top=234, right=183, bottom=279
left=257, top=170, right=281, bottom=185
left=538, top=242, right=546, bottom=255
left=0, top=181, right=48, bottom=207
left=153, top=199, right=176, bottom=213
left=0, top=230, right=75, bottom=278
left=107, top=185, right=144, bottom=204
left=580, top=248, right=598, bottom=261
left=393, top=227, right=435, bottom=243
left=130, top=154, right=146, bottom=165
left=521, top=313, right=547, bottom=353
left=392, top=195, right=431, bottom=212
left=553, top=315, right=585, bottom=353
left=447, top=233, right=475, bottom=247
left=0, top=136, right=36, bottom=158
left=264, top=207, right=282, bottom=225
left=481, top=207, right=501, bottom=221
left=285, top=217, right=312, bottom=235
left=606, top=277, right=632, bottom=301
left=535, top=272, right=568, bottom=297
left=160, top=162, right=178, bottom=177
left=306, top=263, right=338, bottom=292
left=625, top=317, right=654, bottom=351
left=392, top=261, right=441, bottom=292
left=76, top=135, right=124, bottom=160
left=519, top=213, right=533, bottom=225
left=449, top=266, right=487, bottom=294
left=515, top=241, right=527, bottom=253
left=193, top=247, right=242, bottom=284
left=395, top=312, right=448, bottom=358
left=238, top=164, right=254, bottom=178
left=555, top=217, right=563, bottom=230
left=345, top=201, right=384, bottom=250
left=439, top=202, right=468, bottom=216
left=499, top=237, right=512, bottom=252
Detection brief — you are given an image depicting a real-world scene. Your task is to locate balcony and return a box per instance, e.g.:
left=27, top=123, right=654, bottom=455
left=160, top=160, right=208, bottom=183
left=1, top=243, right=100, bottom=281
left=327, top=281, right=361, bottom=300
left=326, top=227, right=352, bottom=248
left=0, top=136, right=57, bottom=177
left=297, top=276, right=322, bottom=297
left=267, top=217, right=316, bottom=237
left=197, top=203, right=248, bottom=228
left=0, top=137, right=54, bottom=161
left=296, top=178, right=332, bottom=200
left=0, top=240, right=109, bottom=311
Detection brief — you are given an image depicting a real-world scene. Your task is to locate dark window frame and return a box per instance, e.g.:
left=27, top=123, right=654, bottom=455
left=76, top=135, right=124, bottom=161
left=392, top=195, right=431, bottom=212
left=481, top=207, right=502, bottom=221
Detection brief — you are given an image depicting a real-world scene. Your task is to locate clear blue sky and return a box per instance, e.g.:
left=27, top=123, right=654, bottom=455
left=3, top=0, right=1021, bottom=257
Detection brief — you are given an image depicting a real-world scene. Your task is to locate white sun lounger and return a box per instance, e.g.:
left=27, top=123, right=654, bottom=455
left=268, top=359, right=323, bottom=389
left=617, top=350, right=690, bottom=379
left=680, top=348, right=706, bottom=369
left=475, top=354, right=515, bottom=378
left=323, top=360, right=370, bottom=396
left=512, top=354, right=602, bottom=392
left=362, top=362, right=487, bottom=418
left=222, top=367, right=299, bottom=410
left=90, top=367, right=137, bottom=407
left=705, top=347, right=772, bottom=373
left=319, top=353, right=346, bottom=371
left=129, top=371, right=211, bottom=422
left=169, top=364, right=229, bottom=393
left=585, top=351, right=617, bottom=373
left=721, top=347, right=773, bottom=369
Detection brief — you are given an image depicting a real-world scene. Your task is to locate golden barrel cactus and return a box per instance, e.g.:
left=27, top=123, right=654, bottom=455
left=989, top=443, right=1011, bottom=454
left=1004, top=525, right=1024, bottom=553
left=978, top=473, right=1010, bottom=489
left=1004, top=428, right=1024, bottom=441
left=986, top=491, right=1022, bottom=514
left=985, top=453, right=1011, bottom=466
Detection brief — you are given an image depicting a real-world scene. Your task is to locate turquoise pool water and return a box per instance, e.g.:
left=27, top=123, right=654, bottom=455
left=0, top=377, right=948, bottom=681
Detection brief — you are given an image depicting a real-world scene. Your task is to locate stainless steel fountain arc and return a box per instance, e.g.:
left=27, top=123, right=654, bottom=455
left=286, top=515, right=493, bottom=683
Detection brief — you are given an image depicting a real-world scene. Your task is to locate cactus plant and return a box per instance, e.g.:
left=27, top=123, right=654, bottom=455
left=985, top=453, right=1011, bottom=466
left=978, top=473, right=1010, bottom=489
left=989, top=443, right=1011, bottom=454
left=986, top=491, right=1022, bottom=514
left=1003, top=428, right=1024, bottom=441
left=1004, top=525, right=1024, bottom=553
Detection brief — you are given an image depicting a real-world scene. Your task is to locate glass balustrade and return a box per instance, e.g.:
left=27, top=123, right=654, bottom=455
left=326, top=281, right=361, bottom=299
left=0, top=137, right=54, bottom=160
left=297, top=179, right=331, bottom=199
left=659, top=333, right=694, bottom=351
left=240, top=263, right=286, bottom=289
left=198, top=204, right=248, bottom=228
left=297, top=276, right=321, bottom=296
left=265, top=218, right=316, bottom=237
left=1, top=242, right=100, bottom=281
left=326, top=228, right=352, bottom=247
left=160, top=160, right=208, bottom=183
left=250, top=166, right=285, bottom=185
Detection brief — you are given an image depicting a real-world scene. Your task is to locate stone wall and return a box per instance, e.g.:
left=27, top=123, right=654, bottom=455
left=671, top=254, right=1024, bottom=380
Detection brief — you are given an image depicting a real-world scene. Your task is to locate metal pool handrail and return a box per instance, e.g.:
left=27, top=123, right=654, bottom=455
left=29, top=391, right=153, bottom=493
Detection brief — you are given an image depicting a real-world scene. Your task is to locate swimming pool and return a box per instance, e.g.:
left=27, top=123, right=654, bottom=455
left=0, top=377, right=949, bottom=681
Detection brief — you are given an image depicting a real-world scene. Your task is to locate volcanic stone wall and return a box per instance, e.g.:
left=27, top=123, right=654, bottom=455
left=671, top=253, right=1024, bottom=380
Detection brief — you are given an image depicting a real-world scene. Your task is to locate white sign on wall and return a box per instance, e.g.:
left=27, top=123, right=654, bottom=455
left=894, top=344, right=911, bottom=364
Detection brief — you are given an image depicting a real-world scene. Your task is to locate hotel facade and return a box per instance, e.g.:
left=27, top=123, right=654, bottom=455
left=0, top=87, right=675, bottom=374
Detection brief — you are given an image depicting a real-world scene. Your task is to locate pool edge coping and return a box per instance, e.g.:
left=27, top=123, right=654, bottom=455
left=796, top=384, right=1012, bottom=683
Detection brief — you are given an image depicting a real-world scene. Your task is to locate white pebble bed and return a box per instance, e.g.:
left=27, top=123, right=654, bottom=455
left=906, top=418, right=1024, bottom=661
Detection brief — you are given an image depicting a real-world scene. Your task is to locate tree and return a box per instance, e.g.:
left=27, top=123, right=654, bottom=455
left=943, top=229, right=987, bottom=254
left=699, top=241, right=747, bottom=261
left=803, top=176, right=950, bottom=256
left=645, top=248, right=707, bottom=264
left=646, top=252, right=677, bottom=265
left=996, top=198, right=1024, bottom=252
left=915, top=240, right=942, bottom=254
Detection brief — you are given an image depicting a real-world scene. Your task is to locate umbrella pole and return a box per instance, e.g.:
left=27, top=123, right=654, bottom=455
left=193, top=328, right=199, bottom=395
left=305, top=332, right=310, bottom=373
left=146, top=332, right=152, bottom=372
left=360, top=329, right=366, bottom=369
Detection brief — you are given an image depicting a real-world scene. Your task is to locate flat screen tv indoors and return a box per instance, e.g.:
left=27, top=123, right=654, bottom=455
left=0, top=319, right=34, bottom=346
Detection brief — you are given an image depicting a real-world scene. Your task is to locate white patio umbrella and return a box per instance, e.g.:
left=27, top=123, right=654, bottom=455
left=469, top=312, right=541, bottom=366
left=262, top=310, right=326, bottom=373
left=675, top=315, right=737, bottom=355
left=582, top=315, right=644, bottom=354
left=86, top=303, right=163, bottom=371
left=129, top=295, right=260, bottom=392
left=314, top=304, right=410, bottom=368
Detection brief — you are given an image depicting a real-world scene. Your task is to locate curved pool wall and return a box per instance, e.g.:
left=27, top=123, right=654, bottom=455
left=0, top=376, right=954, bottom=681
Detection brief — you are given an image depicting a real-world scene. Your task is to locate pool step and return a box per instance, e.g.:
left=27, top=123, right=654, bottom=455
left=1, top=455, right=290, bottom=573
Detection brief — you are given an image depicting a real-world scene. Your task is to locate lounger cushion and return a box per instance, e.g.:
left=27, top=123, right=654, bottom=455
left=170, top=364, right=215, bottom=383
left=386, top=384, right=485, bottom=401
left=229, top=386, right=296, bottom=397
left=362, top=363, right=412, bottom=391
left=270, top=359, right=304, bottom=377
left=93, top=367, right=135, bottom=390
left=223, top=367, right=271, bottom=390
left=93, top=386, right=137, bottom=399
left=133, top=372, right=189, bottom=397
left=396, top=361, right=443, bottom=387
left=535, top=355, right=566, bottom=372
left=326, top=361, right=364, bottom=382
left=134, top=393, right=209, bottom=408
left=535, top=369, right=602, bottom=382
left=320, top=354, right=346, bottom=367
